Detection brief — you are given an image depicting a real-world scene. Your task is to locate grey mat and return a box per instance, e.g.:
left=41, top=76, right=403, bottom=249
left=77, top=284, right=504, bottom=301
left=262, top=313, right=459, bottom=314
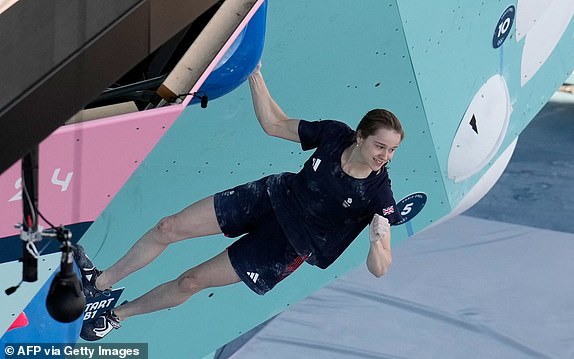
left=225, top=215, right=574, bottom=359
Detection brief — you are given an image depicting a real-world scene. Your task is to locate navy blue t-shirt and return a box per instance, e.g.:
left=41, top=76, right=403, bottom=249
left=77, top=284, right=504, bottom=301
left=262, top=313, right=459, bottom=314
left=267, top=120, right=402, bottom=269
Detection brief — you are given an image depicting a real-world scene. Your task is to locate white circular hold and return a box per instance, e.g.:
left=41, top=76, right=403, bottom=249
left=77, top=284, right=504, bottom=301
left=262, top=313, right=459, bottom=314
left=447, top=74, right=512, bottom=183
left=451, top=138, right=517, bottom=216
left=515, top=0, right=555, bottom=41
left=430, top=139, right=517, bottom=230
left=518, top=0, right=574, bottom=86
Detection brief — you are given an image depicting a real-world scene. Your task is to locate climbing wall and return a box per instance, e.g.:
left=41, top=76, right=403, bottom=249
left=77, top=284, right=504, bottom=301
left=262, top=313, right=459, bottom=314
left=78, top=1, right=574, bottom=357
left=2, top=1, right=572, bottom=358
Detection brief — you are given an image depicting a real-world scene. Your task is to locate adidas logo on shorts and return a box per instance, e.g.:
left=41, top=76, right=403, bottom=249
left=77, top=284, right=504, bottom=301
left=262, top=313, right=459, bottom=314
left=247, top=271, right=259, bottom=283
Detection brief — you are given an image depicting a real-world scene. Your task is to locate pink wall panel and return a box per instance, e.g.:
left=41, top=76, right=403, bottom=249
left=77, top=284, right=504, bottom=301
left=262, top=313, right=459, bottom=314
left=0, top=105, right=184, bottom=238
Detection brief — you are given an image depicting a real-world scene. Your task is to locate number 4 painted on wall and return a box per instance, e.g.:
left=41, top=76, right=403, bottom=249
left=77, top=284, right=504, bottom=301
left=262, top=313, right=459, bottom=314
left=8, top=168, right=73, bottom=202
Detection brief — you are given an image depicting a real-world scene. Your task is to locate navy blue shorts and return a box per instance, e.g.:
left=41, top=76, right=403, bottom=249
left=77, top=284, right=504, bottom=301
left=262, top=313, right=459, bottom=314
left=214, top=177, right=307, bottom=295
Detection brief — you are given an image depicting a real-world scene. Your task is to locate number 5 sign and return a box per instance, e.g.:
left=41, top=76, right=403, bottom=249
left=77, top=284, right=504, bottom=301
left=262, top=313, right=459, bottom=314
left=394, top=192, right=427, bottom=226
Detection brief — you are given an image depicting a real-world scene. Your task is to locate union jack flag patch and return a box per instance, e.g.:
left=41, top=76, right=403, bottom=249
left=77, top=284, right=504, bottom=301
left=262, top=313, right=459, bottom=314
left=382, top=206, right=394, bottom=216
